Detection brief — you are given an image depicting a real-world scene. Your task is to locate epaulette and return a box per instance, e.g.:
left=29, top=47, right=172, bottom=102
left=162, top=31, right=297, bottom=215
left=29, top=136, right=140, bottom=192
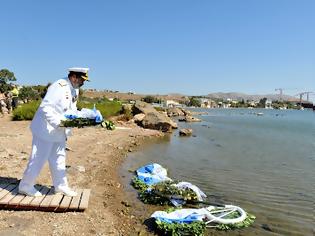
left=58, top=81, right=68, bottom=87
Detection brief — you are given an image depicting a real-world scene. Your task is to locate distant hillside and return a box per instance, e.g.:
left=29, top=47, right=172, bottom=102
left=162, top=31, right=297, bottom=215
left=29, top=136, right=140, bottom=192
left=82, top=90, right=301, bottom=103
left=82, top=90, right=188, bottom=102
left=206, top=92, right=299, bottom=102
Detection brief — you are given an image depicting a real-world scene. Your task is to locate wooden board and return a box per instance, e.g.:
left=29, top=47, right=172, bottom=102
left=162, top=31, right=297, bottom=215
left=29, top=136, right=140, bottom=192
left=78, top=189, right=91, bottom=211
left=0, top=183, right=90, bottom=212
left=68, top=189, right=83, bottom=211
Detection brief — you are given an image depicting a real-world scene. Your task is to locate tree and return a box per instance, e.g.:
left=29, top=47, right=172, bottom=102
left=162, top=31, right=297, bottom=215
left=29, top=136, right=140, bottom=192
left=19, top=86, right=40, bottom=101
left=32, top=83, right=51, bottom=98
left=0, top=69, right=16, bottom=84
left=0, top=69, right=16, bottom=93
left=188, top=97, right=201, bottom=107
left=257, top=97, right=267, bottom=108
left=142, top=95, right=158, bottom=104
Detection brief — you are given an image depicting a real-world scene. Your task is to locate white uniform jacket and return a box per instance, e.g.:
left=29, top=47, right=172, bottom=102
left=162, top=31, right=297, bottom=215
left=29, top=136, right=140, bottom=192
left=30, top=78, right=79, bottom=142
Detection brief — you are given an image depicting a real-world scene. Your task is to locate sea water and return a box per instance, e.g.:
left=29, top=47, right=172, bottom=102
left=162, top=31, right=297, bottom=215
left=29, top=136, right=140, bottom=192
left=122, top=108, right=315, bottom=235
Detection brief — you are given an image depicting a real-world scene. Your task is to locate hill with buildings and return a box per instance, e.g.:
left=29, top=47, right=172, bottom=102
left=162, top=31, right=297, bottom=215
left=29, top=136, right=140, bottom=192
left=206, top=92, right=299, bottom=102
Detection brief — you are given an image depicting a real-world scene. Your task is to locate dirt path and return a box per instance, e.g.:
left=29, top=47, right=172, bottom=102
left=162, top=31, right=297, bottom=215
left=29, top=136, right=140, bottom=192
left=0, top=115, right=162, bottom=235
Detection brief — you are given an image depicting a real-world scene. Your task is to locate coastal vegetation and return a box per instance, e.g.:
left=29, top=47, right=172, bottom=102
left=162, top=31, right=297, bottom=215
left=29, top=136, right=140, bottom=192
left=77, top=97, right=122, bottom=118
left=187, top=96, right=201, bottom=107
left=12, top=100, right=41, bottom=120
left=18, top=84, right=50, bottom=101
left=0, top=68, right=16, bottom=93
left=12, top=97, right=123, bottom=121
left=1, top=67, right=309, bottom=121
left=208, top=97, right=300, bottom=109
left=142, top=95, right=162, bottom=104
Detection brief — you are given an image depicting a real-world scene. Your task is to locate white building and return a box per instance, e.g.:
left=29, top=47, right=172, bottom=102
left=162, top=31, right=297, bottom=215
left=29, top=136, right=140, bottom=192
left=200, top=98, right=217, bottom=108
left=265, top=100, right=272, bottom=109
left=164, top=100, right=180, bottom=108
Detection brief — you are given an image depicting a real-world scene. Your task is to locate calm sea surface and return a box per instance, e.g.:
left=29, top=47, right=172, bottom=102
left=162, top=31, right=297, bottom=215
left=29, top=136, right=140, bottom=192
left=122, top=108, right=315, bottom=235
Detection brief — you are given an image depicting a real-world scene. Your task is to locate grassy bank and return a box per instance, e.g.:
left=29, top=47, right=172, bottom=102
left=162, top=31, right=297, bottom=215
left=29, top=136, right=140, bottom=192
left=12, top=97, right=123, bottom=121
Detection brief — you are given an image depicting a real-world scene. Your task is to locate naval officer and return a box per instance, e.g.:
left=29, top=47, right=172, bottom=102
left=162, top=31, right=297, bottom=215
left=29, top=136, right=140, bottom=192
left=19, top=67, right=90, bottom=197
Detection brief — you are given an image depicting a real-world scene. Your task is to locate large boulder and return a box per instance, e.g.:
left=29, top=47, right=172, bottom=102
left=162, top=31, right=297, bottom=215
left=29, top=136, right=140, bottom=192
left=141, top=112, right=177, bottom=132
left=180, top=108, right=192, bottom=116
left=169, top=119, right=178, bottom=129
left=0, top=100, right=8, bottom=114
left=167, top=107, right=185, bottom=117
left=132, top=101, right=177, bottom=132
left=179, top=128, right=193, bottom=136
left=132, top=101, right=156, bottom=115
left=122, top=104, right=133, bottom=112
left=132, top=113, right=146, bottom=123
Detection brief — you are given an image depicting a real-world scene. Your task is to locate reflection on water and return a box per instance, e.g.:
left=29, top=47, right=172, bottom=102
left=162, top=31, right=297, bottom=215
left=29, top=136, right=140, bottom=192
left=122, top=109, right=315, bottom=236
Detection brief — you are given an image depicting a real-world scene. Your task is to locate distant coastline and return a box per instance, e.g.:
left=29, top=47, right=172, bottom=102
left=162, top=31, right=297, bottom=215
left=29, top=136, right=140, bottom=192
left=83, top=89, right=313, bottom=110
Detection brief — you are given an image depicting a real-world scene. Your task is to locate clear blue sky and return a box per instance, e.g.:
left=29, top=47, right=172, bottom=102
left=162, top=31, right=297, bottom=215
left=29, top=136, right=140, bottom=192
left=0, top=0, right=314, bottom=100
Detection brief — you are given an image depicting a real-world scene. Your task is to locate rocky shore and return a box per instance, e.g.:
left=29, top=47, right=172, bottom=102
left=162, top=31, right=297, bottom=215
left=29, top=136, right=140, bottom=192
left=0, top=115, right=163, bottom=235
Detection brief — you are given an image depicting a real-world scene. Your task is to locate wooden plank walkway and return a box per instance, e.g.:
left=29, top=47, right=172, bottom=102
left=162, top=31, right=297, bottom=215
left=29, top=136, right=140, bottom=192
left=0, top=182, right=90, bottom=212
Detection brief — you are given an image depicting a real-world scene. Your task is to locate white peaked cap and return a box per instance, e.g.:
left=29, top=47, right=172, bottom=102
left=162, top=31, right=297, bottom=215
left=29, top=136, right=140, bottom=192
left=68, top=67, right=89, bottom=73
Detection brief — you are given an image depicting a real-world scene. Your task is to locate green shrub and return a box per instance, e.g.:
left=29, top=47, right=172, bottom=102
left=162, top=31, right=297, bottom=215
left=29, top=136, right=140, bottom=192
left=77, top=99, right=122, bottom=119
left=12, top=100, right=41, bottom=120
left=12, top=98, right=122, bottom=121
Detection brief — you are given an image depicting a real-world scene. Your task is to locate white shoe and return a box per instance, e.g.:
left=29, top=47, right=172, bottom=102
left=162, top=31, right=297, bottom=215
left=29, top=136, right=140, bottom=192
left=54, top=186, right=77, bottom=197
left=18, top=185, right=43, bottom=197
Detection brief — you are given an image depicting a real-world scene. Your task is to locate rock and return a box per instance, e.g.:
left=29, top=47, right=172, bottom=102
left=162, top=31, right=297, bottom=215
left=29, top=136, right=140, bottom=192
left=138, top=230, right=147, bottom=236
left=133, top=114, right=145, bottom=123
left=141, top=112, right=174, bottom=132
left=65, top=146, right=73, bottom=151
left=167, top=107, right=185, bottom=117
left=121, top=200, right=131, bottom=207
left=76, top=166, right=85, bottom=172
left=182, top=115, right=202, bottom=122
left=180, top=108, right=192, bottom=116
left=132, top=101, right=156, bottom=115
left=132, top=101, right=178, bottom=132
left=1, top=106, right=8, bottom=114
left=179, top=129, right=193, bottom=136
left=192, top=111, right=208, bottom=115
left=122, top=104, right=133, bottom=111
left=169, top=119, right=178, bottom=129
left=0, top=149, right=9, bottom=158
left=261, top=224, right=273, bottom=232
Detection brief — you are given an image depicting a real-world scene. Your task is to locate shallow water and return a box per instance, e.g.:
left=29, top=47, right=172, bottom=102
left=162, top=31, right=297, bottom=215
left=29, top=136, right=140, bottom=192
left=122, top=108, right=315, bottom=235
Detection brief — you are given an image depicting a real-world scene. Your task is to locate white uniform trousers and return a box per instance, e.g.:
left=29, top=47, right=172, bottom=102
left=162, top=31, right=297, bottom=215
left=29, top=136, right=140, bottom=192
left=20, top=135, right=68, bottom=189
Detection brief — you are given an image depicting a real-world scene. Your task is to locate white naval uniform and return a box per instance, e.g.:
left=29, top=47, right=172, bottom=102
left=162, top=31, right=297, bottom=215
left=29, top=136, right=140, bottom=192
left=19, top=78, right=79, bottom=190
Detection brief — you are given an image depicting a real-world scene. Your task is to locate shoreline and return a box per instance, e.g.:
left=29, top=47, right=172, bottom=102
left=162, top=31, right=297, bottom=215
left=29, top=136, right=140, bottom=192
left=0, top=115, right=163, bottom=235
